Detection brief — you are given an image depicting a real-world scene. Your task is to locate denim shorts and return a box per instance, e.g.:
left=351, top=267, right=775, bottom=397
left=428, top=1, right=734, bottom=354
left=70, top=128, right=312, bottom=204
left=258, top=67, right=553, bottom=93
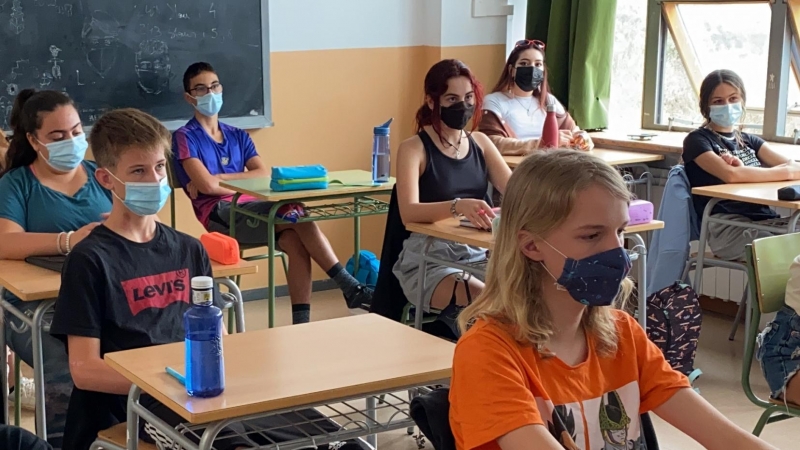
left=757, top=306, right=800, bottom=399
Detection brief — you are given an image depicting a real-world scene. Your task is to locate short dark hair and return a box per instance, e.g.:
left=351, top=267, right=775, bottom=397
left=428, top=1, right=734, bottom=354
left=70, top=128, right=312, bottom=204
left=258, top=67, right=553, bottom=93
left=183, top=62, right=216, bottom=93
left=90, top=108, right=171, bottom=169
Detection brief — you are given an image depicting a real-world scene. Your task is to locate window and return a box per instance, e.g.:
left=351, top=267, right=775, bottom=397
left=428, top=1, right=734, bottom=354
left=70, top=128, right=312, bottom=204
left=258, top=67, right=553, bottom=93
left=658, top=2, right=771, bottom=132
left=608, top=0, right=648, bottom=130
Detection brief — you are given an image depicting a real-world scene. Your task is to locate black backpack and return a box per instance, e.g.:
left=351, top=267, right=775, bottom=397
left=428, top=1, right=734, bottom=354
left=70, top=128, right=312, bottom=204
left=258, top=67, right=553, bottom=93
left=645, top=282, right=703, bottom=385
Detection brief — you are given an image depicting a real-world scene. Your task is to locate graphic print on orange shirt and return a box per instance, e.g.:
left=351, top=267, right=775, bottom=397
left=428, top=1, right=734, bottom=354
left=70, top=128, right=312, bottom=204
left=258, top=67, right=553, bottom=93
left=539, top=381, right=642, bottom=450
left=120, top=268, right=190, bottom=315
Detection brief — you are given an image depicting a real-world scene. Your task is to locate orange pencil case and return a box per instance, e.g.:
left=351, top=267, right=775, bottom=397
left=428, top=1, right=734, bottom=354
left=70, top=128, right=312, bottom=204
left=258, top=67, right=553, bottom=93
left=200, top=232, right=240, bottom=265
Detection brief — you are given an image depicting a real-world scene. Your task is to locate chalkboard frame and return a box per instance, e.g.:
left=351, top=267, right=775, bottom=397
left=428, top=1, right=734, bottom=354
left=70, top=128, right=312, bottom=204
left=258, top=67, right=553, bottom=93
left=160, top=0, right=272, bottom=131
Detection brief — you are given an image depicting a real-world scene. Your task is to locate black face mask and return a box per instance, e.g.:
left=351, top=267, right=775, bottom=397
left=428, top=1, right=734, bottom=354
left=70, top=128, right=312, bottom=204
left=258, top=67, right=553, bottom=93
left=440, top=101, right=475, bottom=130
left=514, top=66, right=545, bottom=92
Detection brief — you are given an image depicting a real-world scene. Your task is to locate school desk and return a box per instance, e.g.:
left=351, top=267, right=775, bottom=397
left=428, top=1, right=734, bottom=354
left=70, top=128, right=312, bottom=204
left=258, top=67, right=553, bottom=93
left=590, top=130, right=800, bottom=161
left=103, top=314, right=454, bottom=450
left=404, top=219, right=665, bottom=330
left=220, top=170, right=395, bottom=328
left=504, top=148, right=665, bottom=201
left=0, top=259, right=257, bottom=439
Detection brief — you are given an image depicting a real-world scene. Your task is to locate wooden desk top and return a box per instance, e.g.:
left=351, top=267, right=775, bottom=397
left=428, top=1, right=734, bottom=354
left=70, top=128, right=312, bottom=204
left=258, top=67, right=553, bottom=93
left=405, top=219, right=665, bottom=250
left=0, top=259, right=258, bottom=302
left=692, top=181, right=800, bottom=210
left=0, top=260, right=61, bottom=301
left=219, top=170, right=395, bottom=203
left=504, top=148, right=664, bottom=169
left=590, top=130, right=800, bottom=160
left=105, top=314, right=455, bottom=424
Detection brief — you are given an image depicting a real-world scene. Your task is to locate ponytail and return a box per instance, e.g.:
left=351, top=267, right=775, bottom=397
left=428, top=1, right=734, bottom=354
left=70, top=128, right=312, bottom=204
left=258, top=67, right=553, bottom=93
left=3, top=89, right=74, bottom=177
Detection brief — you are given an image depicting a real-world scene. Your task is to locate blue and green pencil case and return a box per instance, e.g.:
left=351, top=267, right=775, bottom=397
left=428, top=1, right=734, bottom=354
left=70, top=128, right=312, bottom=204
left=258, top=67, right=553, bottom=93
left=270, top=165, right=328, bottom=192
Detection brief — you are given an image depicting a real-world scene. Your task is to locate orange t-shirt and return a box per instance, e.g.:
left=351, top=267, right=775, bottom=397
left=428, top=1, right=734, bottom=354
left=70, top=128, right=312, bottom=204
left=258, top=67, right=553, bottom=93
left=449, top=311, right=689, bottom=450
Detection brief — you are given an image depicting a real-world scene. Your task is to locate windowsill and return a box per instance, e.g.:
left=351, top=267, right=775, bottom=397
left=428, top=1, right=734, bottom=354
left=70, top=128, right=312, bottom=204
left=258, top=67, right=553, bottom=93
left=590, top=130, right=800, bottom=160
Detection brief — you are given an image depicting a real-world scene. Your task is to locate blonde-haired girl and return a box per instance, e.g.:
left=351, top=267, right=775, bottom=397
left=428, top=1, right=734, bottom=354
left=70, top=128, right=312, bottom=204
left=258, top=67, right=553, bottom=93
left=449, top=150, right=776, bottom=450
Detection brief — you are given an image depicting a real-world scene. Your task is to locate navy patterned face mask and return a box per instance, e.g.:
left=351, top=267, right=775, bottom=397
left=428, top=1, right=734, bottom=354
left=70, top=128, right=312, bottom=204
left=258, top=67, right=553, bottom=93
left=539, top=241, right=631, bottom=307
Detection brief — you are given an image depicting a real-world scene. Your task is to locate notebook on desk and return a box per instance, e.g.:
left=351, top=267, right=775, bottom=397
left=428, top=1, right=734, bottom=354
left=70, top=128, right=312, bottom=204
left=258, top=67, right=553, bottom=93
left=25, top=255, right=66, bottom=273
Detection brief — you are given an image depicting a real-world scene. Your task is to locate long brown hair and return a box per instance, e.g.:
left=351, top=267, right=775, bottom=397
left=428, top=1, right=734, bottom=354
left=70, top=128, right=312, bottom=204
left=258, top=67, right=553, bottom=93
left=699, top=69, right=747, bottom=147
left=492, top=41, right=551, bottom=104
left=415, top=59, right=484, bottom=143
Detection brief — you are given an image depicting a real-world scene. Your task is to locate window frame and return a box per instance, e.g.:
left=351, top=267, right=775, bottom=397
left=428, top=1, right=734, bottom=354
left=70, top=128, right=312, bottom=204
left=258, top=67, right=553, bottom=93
left=641, top=0, right=799, bottom=143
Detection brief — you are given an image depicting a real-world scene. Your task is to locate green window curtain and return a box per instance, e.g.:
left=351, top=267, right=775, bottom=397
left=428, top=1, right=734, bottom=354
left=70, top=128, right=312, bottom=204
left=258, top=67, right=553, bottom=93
left=526, top=0, right=617, bottom=130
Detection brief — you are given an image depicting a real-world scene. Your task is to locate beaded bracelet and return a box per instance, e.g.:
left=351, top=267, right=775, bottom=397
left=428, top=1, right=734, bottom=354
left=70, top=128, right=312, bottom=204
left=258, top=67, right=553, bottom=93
left=65, top=231, right=75, bottom=254
left=56, top=232, right=66, bottom=256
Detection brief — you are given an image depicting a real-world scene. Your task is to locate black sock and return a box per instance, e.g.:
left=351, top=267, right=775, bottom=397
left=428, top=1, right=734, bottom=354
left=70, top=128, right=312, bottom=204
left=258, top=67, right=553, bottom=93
left=292, top=304, right=311, bottom=324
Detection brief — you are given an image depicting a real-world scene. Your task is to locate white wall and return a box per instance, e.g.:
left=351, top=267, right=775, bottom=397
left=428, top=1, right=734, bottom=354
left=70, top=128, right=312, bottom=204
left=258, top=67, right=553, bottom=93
left=269, top=0, right=508, bottom=52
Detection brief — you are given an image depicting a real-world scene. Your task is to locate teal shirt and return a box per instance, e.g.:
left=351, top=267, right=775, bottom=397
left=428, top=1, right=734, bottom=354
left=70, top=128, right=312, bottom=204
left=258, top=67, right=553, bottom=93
left=0, top=160, right=112, bottom=233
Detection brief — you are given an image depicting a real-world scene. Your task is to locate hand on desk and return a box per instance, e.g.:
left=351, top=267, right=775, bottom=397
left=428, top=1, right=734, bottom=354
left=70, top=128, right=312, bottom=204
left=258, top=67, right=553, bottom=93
left=456, top=199, right=496, bottom=230
left=559, top=130, right=573, bottom=148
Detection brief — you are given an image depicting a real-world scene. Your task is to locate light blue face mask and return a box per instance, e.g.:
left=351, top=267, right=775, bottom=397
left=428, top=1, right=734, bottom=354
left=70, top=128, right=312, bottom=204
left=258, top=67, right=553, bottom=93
left=109, top=172, right=172, bottom=216
left=709, top=102, right=743, bottom=128
left=193, top=92, right=223, bottom=117
left=36, top=134, right=88, bottom=172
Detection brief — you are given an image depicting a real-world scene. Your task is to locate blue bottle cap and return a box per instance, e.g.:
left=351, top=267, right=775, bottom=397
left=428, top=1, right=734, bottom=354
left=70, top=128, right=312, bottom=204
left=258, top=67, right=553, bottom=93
left=374, top=118, right=393, bottom=136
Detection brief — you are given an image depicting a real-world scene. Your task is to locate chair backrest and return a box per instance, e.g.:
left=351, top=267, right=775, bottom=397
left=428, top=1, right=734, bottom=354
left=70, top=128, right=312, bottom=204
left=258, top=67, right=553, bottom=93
left=370, top=186, right=411, bottom=321
left=750, top=233, right=800, bottom=314
left=166, top=158, right=179, bottom=228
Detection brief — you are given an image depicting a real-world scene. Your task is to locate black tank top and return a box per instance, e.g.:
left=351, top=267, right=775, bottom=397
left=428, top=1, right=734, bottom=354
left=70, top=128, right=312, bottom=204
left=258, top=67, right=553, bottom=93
left=417, top=130, right=491, bottom=205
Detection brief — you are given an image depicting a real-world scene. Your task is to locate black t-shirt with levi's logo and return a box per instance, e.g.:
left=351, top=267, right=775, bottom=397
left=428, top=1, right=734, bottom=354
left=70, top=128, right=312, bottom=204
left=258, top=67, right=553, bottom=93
left=50, top=223, right=223, bottom=450
left=51, top=223, right=221, bottom=355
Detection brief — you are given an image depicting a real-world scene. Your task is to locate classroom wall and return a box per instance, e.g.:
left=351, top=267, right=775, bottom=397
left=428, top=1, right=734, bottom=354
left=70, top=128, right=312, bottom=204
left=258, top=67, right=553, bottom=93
left=163, top=0, right=509, bottom=291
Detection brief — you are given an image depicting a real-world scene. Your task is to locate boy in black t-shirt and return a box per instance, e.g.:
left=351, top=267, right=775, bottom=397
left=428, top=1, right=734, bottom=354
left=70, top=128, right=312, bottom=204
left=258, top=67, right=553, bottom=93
left=49, top=109, right=230, bottom=449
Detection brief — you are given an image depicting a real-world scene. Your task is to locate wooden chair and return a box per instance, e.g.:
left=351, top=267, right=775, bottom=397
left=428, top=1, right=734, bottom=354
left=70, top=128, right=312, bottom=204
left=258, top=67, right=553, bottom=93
left=742, top=236, right=800, bottom=435
left=90, top=423, right=156, bottom=450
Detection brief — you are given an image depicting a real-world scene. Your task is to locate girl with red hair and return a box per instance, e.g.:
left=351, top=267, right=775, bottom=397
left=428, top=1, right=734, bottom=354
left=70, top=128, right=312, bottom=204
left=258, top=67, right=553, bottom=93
left=392, top=59, right=511, bottom=336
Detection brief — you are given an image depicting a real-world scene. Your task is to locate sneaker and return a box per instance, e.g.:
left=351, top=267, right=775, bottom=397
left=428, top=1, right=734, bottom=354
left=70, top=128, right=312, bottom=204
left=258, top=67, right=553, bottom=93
left=344, top=285, right=373, bottom=310
left=10, top=376, right=35, bottom=412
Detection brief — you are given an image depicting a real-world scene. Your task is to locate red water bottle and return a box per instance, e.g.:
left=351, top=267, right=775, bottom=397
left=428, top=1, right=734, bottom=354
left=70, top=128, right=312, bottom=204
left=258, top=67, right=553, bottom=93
left=540, top=103, right=559, bottom=149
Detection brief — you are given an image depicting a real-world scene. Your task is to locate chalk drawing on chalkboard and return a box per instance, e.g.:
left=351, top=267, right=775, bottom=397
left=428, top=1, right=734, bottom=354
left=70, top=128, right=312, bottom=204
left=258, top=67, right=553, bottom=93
left=81, top=11, right=120, bottom=78
left=9, top=0, right=23, bottom=35
left=49, top=45, right=63, bottom=80
left=135, top=39, right=171, bottom=95
left=0, top=96, right=12, bottom=128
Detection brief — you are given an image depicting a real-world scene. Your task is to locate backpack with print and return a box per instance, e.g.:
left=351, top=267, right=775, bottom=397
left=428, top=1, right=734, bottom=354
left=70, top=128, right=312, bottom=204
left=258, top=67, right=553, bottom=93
left=346, top=250, right=380, bottom=289
left=646, top=282, right=703, bottom=386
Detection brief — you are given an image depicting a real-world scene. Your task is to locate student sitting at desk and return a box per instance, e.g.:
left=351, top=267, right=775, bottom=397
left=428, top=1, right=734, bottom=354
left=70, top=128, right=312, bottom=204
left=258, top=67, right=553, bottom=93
left=173, top=62, right=372, bottom=322
left=449, top=150, right=776, bottom=450
left=0, top=89, right=111, bottom=449
left=393, top=59, right=511, bottom=335
left=479, top=39, right=592, bottom=156
left=683, top=69, right=800, bottom=261
left=48, top=109, right=229, bottom=450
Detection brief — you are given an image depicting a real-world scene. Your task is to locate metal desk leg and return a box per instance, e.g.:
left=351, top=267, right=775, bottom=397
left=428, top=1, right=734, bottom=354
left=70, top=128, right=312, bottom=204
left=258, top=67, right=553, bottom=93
left=693, top=199, right=719, bottom=293
left=627, top=234, right=648, bottom=330
left=414, top=238, right=434, bottom=330
left=267, top=205, right=279, bottom=329
left=366, top=395, right=378, bottom=449
left=127, top=385, right=141, bottom=450
left=214, top=278, right=246, bottom=333
left=354, top=197, right=362, bottom=274
left=31, top=300, right=53, bottom=439
left=0, top=287, right=7, bottom=423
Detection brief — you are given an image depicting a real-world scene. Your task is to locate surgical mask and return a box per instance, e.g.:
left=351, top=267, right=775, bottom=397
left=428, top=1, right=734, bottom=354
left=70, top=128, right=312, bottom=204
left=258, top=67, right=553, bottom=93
left=35, top=134, right=88, bottom=172
left=193, top=92, right=223, bottom=117
left=539, top=241, right=631, bottom=307
left=440, top=101, right=475, bottom=130
left=709, top=102, right=743, bottom=128
left=514, top=66, right=545, bottom=93
left=108, top=172, right=171, bottom=216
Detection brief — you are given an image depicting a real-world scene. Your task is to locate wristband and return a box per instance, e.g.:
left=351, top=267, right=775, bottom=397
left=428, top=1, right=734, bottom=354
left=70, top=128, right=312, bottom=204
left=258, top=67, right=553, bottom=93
left=65, top=231, right=75, bottom=254
left=56, top=232, right=66, bottom=255
left=451, top=198, right=461, bottom=219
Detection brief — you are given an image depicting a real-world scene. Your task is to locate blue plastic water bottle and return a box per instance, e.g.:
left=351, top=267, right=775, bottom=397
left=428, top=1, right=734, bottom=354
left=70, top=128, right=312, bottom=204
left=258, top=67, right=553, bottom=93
left=184, top=276, right=225, bottom=397
left=372, top=118, right=392, bottom=183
